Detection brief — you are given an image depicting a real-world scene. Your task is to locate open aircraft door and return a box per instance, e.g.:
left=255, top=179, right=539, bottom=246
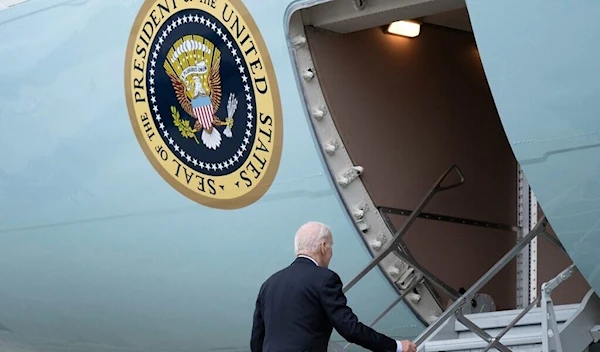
left=465, top=0, right=600, bottom=298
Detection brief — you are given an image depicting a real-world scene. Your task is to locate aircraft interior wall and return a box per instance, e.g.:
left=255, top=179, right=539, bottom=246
left=302, top=21, right=589, bottom=310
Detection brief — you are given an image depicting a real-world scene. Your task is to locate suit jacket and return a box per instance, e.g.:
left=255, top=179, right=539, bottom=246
left=250, top=257, right=398, bottom=352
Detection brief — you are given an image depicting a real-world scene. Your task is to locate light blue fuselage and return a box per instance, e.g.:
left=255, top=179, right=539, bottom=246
left=0, top=0, right=599, bottom=351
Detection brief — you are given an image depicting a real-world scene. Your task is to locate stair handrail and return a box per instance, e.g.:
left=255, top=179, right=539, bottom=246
left=479, top=263, right=578, bottom=352
left=342, top=276, right=423, bottom=350
left=342, top=165, right=464, bottom=293
left=414, top=215, right=549, bottom=349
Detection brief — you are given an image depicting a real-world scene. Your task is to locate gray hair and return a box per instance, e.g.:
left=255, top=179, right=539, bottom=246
left=294, top=221, right=332, bottom=255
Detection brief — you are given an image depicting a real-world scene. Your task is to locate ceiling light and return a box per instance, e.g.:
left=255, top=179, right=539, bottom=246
left=386, top=20, right=421, bottom=38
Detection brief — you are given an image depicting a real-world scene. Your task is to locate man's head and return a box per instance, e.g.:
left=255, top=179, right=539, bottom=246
left=294, top=221, right=333, bottom=267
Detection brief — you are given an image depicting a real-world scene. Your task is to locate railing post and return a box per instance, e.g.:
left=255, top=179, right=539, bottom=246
left=465, top=262, right=575, bottom=352
left=541, top=263, right=577, bottom=352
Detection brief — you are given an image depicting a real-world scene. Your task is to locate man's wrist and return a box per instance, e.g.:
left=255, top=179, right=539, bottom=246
left=395, top=340, right=402, bottom=352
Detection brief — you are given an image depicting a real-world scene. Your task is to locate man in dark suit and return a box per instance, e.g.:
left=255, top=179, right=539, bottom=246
left=250, top=222, right=417, bottom=352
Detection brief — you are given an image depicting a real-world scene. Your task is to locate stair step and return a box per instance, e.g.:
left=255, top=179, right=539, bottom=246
left=455, top=304, right=579, bottom=331
left=423, top=304, right=580, bottom=351
left=423, top=331, right=542, bottom=352
left=456, top=322, right=566, bottom=341
left=418, top=287, right=600, bottom=352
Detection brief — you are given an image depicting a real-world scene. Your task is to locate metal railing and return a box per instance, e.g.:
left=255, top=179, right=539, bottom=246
left=332, top=259, right=579, bottom=352
left=541, top=263, right=578, bottom=352
left=377, top=205, right=519, bottom=311
left=337, top=165, right=465, bottom=350
left=335, top=164, right=562, bottom=351
left=342, top=277, right=423, bottom=349
left=342, top=164, right=465, bottom=294
left=476, top=263, right=577, bottom=352
left=413, top=216, right=548, bottom=349
left=480, top=295, right=541, bottom=352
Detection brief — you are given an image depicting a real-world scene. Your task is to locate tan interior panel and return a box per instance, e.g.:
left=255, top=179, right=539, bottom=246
left=304, top=22, right=589, bottom=309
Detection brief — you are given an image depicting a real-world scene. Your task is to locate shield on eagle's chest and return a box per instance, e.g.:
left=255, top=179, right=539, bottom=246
left=191, top=95, right=214, bottom=129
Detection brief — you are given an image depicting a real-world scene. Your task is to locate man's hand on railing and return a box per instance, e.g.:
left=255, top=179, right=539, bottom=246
left=399, top=339, right=416, bottom=352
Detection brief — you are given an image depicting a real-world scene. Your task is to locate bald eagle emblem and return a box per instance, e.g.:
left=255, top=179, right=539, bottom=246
left=164, top=35, right=238, bottom=150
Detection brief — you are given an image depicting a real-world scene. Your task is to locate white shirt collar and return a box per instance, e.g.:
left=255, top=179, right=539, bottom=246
left=297, top=255, right=319, bottom=266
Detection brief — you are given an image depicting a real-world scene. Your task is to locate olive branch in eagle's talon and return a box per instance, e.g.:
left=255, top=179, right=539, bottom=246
left=171, top=106, right=199, bottom=144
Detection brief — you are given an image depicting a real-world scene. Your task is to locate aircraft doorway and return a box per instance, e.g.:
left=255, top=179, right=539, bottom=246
left=287, top=0, right=592, bottom=349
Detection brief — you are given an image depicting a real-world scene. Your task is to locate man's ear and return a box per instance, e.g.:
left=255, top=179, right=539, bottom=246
left=320, top=241, right=327, bottom=253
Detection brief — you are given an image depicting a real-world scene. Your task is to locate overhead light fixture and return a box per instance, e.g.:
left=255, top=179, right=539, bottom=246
left=386, top=20, right=421, bottom=38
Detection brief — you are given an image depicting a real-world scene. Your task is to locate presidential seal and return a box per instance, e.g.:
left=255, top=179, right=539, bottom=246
left=124, top=0, right=283, bottom=209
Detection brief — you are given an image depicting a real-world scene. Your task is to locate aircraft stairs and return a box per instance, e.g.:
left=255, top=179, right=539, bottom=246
left=419, top=285, right=600, bottom=352
left=326, top=165, right=600, bottom=352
